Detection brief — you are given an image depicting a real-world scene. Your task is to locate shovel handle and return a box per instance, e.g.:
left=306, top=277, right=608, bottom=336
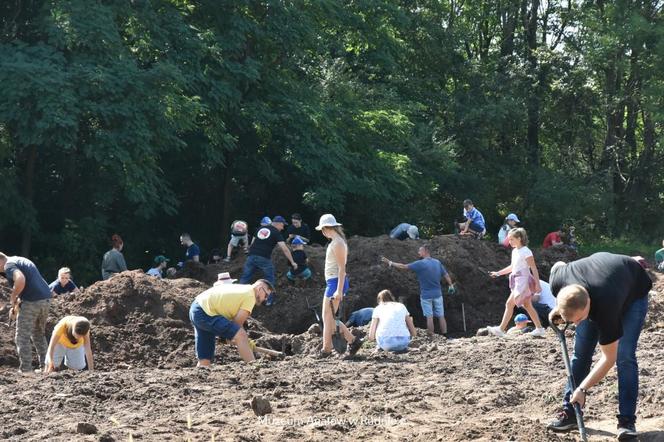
left=553, top=322, right=588, bottom=442
left=254, top=346, right=284, bottom=358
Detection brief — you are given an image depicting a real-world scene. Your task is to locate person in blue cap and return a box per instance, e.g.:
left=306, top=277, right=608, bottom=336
left=506, top=313, right=534, bottom=335
left=240, top=216, right=297, bottom=291
left=146, top=255, right=170, bottom=278
left=287, top=236, right=312, bottom=281
left=497, top=213, right=520, bottom=247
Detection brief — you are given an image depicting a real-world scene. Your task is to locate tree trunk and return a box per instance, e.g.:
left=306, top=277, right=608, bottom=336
left=525, top=0, right=540, bottom=167
left=20, top=145, right=37, bottom=256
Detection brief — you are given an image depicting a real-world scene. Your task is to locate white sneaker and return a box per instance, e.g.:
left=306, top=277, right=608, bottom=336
left=487, top=326, right=506, bottom=337
left=530, top=327, right=546, bottom=337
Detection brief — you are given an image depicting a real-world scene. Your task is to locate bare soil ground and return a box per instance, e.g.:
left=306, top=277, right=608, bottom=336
left=0, top=236, right=662, bottom=441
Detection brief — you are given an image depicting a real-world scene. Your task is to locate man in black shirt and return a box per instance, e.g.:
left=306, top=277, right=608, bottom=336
left=286, top=213, right=311, bottom=244
left=546, top=253, right=652, bottom=440
left=239, top=216, right=297, bottom=288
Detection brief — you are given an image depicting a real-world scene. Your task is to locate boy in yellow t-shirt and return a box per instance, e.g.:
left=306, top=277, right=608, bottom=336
left=45, top=316, right=94, bottom=372
left=189, top=279, right=275, bottom=366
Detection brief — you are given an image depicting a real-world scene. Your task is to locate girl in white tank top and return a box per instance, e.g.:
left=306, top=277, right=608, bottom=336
left=315, top=214, right=363, bottom=357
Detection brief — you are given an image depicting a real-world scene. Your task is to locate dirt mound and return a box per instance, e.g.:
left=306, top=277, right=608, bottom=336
left=0, top=272, right=209, bottom=369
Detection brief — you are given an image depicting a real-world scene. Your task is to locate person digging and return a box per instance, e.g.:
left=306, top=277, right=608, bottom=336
left=189, top=279, right=275, bottom=366
left=546, top=254, right=652, bottom=440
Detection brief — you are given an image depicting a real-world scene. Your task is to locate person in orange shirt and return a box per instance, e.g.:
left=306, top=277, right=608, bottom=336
left=45, top=316, right=94, bottom=372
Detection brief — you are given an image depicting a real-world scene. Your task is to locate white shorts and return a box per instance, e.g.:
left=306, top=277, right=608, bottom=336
left=45, top=343, right=86, bottom=370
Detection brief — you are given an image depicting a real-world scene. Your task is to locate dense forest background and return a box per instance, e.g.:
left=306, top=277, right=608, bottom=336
left=1, top=0, right=663, bottom=284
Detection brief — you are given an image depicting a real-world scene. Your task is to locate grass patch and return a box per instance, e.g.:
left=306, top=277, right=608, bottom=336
left=579, top=237, right=658, bottom=259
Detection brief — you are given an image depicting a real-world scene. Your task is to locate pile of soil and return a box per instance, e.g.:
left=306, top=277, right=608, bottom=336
left=0, top=235, right=580, bottom=368
left=194, top=235, right=577, bottom=335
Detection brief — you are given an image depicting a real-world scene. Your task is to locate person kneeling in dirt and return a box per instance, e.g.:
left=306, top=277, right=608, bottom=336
left=368, top=290, right=416, bottom=352
left=382, top=244, right=455, bottom=337
left=458, top=199, right=486, bottom=238
left=345, top=307, right=374, bottom=327
left=655, top=239, right=664, bottom=271
left=546, top=254, right=652, bottom=439
left=224, top=220, right=249, bottom=262
left=389, top=223, right=419, bottom=240
left=287, top=236, right=312, bottom=282
left=506, top=313, right=534, bottom=335
left=189, top=279, right=274, bottom=366
left=45, top=316, right=94, bottom=372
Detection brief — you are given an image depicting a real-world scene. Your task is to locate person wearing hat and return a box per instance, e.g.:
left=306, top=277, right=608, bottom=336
left=189, top=279, right=275, bottom=365
left=225, top=220, right=250, bottom=262
left=506, top=313, right=534, bottom=335
left=497, top=213, right=520, bottom=247
left=287, top=236, right=312, bottom=281
left=286, top=213, right=311, bottom=244
left=213, top=272, right=237, bottom=286
left=239, top=215, right=298, bottom=288
left=146, top=255, right=170, bottom=278
left=316, top=214, right=363, bottom=357
left=389, top=223, right=419, bottom=240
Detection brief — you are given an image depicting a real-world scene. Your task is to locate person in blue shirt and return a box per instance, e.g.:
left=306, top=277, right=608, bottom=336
left=0, top=252, right=52, bottom=373
left=49, top=267, right=80, bottom=296
left=458, top=199, right=486, bottom=238
left=345, top=307, right=375, bottom=327
left=179, top=233, right=200, bottom=264
left=389, top=223, right=419, bottom=240
left=381, top=244, right=456, bottom=336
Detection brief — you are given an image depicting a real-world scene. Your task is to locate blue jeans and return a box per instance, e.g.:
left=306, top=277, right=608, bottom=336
left=287, top=268, right=312, bottom=281
left=377, top=336, right=410, bottom=352
left=189, top=301, right=240, bottom=361
left=239, top=255, right=275, bottom=284
left=563, top=295, right=648, bottom=424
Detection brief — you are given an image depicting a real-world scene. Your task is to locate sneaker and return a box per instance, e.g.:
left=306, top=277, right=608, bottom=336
left=530, top=327, right=547, bottom=337
left=347, top=337, right=365, bottom=357
left=487, top=326, right=506, bottom=337
left=223, top=257, right=231, bottom=263
left=547, top=410, right=577, bottom=432
left=315, top=351, right=333, bottom=359
left=617, top=421, right=638, bottom=440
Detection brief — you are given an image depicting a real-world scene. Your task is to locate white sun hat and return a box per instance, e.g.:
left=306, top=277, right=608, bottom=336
left=315, top=214, right=342, bottom=230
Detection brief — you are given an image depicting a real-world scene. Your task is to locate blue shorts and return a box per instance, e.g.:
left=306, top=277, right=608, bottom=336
left=324, top=277, right=350, bottom=298
left=421, top=296, right=444, bottom=317
left=377, top=335, right=410, bottom=352
left=189, top=301, right=240, bottom=361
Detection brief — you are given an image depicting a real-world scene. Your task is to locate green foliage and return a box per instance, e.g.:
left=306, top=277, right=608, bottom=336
left=0, top=0, right=662, bottom=284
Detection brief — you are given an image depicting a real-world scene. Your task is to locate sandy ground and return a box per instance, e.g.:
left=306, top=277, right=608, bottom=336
left=0, top=237, right=662, bottom=441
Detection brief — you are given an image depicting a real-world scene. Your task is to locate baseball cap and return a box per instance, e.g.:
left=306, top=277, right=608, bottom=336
left=272, top=215, right=288, bottom=224
left=260, top=216, right=272, bottom=225
left=292, top=236, right=305, bottom=245
left=506, top=213, right=520, bottom=222
left=315, top=214, right=342, bottom=230
left=154, top=255, right=170, bottom=265
left=514, top=313, right=531, bottom=324
left=407, top=225, right=419, bottom=239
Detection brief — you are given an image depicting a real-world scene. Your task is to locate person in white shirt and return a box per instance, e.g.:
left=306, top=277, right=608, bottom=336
left=367, top=290, right=417, bottom=352
left=530, top=279, right=557, bottom=327
left=487, top=228, right=546, bottom=337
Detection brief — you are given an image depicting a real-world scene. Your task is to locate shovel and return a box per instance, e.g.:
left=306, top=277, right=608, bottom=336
left=552, top=321, right=588, bottom=442
left=254, top=346, right=284, bottom=359
left=330, top=298, right=348, bottom=354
